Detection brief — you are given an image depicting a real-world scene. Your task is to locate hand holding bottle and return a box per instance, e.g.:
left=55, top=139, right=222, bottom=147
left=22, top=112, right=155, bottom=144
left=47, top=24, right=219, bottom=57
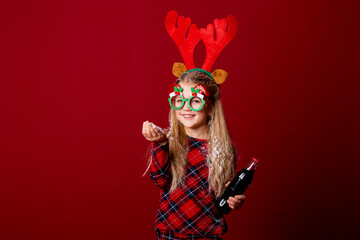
left=216, top=157, right=260, bottom=215
left=225, top=181, right=246, bottom=210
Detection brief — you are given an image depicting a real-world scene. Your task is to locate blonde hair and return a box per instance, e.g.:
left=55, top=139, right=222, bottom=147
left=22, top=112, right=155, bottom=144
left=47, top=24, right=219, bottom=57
left=166, top=71, right=236, bottom=197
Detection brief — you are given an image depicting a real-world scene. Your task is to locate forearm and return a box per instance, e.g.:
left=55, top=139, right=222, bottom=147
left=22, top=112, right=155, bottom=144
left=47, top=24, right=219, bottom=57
left=149, top=141, right=171, bottom=188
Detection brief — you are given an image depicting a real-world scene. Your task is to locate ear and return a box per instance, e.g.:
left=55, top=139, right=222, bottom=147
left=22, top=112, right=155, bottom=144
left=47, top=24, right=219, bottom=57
left=211, top=69, right=228, bottom=84
left=172, top=62, right=187, bottom=78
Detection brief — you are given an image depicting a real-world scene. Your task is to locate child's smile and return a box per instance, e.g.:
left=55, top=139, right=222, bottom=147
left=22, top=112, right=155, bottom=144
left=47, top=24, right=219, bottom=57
left=181, top=114, right=196, bottom=119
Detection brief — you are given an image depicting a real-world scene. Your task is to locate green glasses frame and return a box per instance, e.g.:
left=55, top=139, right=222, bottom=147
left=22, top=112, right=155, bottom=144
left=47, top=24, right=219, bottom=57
left=168, top=95, right=205, bottom=112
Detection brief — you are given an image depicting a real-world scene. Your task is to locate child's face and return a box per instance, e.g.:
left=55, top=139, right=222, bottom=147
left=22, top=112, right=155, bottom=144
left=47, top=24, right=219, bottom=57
left=175, top=81, right=211, bottom=133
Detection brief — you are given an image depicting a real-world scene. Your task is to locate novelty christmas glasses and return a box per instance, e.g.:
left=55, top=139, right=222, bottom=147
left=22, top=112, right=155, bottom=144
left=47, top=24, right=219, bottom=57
left=168, top=84, right=210, bottom=111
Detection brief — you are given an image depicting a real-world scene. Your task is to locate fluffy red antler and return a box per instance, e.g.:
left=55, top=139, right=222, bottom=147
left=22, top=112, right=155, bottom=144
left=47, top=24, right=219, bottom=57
left=201, top=15, right=238, bottom=71
left=165, top=10, right=202, bottom=69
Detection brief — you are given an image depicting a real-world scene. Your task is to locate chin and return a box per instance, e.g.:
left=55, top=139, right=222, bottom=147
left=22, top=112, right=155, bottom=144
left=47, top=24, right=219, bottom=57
left=181, top=123, right=199, bottom=129
left=178, top=118, right=207, bottom=131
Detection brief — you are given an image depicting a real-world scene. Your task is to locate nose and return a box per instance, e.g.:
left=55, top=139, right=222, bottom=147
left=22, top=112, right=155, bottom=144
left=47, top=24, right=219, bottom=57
left=182, top=101, right=191, bottom=111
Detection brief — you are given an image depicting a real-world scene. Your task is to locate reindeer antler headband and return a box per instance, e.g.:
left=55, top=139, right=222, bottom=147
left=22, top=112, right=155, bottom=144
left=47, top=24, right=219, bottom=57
left=165, top=10, right=238, bottom=84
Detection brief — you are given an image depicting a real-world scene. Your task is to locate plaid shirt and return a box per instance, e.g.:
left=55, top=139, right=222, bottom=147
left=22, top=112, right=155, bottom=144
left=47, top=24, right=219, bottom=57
left=150, top=136, right=229, bottom=236
left=156, top=229, right=223, bottom=239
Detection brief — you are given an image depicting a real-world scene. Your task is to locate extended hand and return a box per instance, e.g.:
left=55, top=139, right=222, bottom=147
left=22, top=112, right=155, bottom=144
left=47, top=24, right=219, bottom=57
left=142, top=121, right=167, bottom=144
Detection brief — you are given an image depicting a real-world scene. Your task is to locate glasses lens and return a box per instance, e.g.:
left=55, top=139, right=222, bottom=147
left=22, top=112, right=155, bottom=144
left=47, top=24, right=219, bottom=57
left=170, top=95, right=183, bottom=109
left=190, top=97, right=203, bottom=110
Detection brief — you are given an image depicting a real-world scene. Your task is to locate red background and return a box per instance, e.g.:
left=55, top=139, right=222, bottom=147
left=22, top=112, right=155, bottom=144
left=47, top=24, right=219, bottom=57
left=0, top=0, right=359, bottom=239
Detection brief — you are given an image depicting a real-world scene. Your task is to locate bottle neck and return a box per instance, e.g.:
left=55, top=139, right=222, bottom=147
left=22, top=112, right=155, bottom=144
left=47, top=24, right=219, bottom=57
left=246, top=158, right=260, bottom=171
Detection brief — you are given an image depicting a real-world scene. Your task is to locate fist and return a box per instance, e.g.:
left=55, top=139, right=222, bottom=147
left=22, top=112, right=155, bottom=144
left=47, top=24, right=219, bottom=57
left=142, top=121, right=167, bottom=144
left=227, top=195, right=245, bottom=210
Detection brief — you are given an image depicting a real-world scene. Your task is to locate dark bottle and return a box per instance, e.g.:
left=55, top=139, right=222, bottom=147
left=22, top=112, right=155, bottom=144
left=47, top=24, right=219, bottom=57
left=216, top=157, right=260, bottom=215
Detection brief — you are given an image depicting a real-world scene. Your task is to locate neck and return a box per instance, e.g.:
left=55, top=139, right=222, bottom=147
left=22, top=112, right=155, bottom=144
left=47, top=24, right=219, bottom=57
left=184, top=125, right=209, bottom=140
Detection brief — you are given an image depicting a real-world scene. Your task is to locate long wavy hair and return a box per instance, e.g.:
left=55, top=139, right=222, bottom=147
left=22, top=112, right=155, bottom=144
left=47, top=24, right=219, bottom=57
left=166, top=71, right=236, bottom=197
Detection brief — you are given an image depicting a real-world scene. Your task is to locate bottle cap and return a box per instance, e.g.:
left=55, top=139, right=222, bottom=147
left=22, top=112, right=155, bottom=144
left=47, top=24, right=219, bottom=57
left=252, top=157, right=260, bottom=164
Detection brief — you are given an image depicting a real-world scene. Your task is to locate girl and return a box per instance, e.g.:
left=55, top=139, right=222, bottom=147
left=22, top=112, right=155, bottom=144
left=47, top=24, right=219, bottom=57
left=142, top=70, right=245, bottom=240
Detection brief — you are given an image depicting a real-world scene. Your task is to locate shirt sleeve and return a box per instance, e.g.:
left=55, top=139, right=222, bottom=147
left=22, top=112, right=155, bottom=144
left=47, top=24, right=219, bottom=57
left=149, top=141, right=171, bottom=188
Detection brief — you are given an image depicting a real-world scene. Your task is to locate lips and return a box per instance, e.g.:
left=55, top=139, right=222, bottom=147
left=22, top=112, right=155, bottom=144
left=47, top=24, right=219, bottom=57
left=182, top=114, right=195, bottom=119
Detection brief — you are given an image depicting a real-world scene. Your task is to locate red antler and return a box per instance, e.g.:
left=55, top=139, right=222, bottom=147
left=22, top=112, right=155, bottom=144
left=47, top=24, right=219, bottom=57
left=201, top=15, right=238, bottom=71
left=165, top=10, right=202, bottom=69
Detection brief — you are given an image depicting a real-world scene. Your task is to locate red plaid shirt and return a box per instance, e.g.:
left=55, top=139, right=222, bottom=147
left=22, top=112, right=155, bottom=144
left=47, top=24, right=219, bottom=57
left=150, top=136, right=231, bottom=235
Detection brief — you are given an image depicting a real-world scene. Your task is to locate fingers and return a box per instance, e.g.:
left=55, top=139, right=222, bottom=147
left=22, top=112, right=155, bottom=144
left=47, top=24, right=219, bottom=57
left=142, top=121, right=153, bottom=140
left=144, top=121, right=151, bottom=138
left=148, top=122, right=156, bottom=138
left=142, top=121, right=167, bottom=143
left=150, top=122, right=167, bottom=139
left=227, top=195, right=245, bottom=210
left=153, top=126, right=160, bottom=135
left=142, top=121, right=146, bottom=135
left=234, top=195, right=246, bottom=201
